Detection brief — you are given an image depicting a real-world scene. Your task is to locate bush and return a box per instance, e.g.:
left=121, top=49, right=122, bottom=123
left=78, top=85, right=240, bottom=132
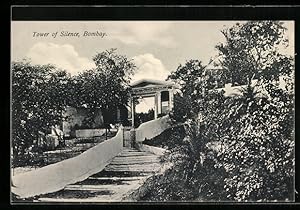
left=145, top=21, right=295, bottom=202
left=217, top=85, right=294, bottom=201
left=142, top=82, right=294, bottom=201
left=143, top=125, right=186, bottom=150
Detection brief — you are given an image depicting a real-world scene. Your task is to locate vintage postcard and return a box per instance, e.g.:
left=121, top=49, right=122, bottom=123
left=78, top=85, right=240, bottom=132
left=11, top=7, right=295, bottom=203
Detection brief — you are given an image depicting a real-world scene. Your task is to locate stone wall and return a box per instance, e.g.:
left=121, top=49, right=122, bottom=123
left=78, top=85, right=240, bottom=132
left=75, top=129, right=106, bottom=138
left=135, top=115, right=172, bottom=142
left=62, top=106, right=104, bottom=137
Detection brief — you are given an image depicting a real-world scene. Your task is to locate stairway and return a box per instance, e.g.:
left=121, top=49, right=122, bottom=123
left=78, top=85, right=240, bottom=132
left=36, top=148, right=162, bottom=202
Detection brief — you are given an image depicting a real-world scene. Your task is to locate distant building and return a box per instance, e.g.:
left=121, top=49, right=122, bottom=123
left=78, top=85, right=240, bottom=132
left=128, top=79, right=179, bottom=127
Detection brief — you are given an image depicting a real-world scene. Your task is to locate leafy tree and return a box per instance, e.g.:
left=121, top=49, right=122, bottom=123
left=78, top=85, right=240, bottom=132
left=12, top=60, right=71, bottom=166
left=168, top=60, right=206, bottom=91
left=213, top=22, right=294, bottom=201
left=144, top=21, right=294, bottom=202
left=168, top=60, right=220, bottom=120
left=12, top=49, right=136, bottom=167
left=216, top=21, right=293, bottom=86
left=70, top=49, right=136, bottom=126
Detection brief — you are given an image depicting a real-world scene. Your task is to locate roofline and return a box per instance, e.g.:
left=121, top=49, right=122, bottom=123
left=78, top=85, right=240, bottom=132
left=130, top=79, right=174, bottom=87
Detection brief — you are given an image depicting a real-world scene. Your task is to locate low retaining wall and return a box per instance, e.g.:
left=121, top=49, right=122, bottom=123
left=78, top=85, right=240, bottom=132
left=75, top=129, right=106, bottom=138
left=135, top=115, right=172, bottom=142
left=12, top=129, right=124, bottom=199
left=136, top=144, right=167, bottom=156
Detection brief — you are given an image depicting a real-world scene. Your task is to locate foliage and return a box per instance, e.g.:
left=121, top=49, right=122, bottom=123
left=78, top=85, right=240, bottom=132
left=69, top=49, right=136, bottom=125
left=12, top=60, right=70, bottom=167
left=143, top=125, right=186, bottom=150
left=168, top=59, right=228, bottom=121
left=168, top=60, right=206, bottom=92
left=134, top=109, right=154, bottom=128
left=12, top=49, right=136, bottom=167
left=213, top=22, right=295, bottom=200
left=144, top=21, right=294, bottom=202
left=217, top=85, right=294, bottom=201
left=145, top=84, right=294, bottom=202
left=216, top=21, right=293, bottom=85
left=140, top=122, right=227, bottom=201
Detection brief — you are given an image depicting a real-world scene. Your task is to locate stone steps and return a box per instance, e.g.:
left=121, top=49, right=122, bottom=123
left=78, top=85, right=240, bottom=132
left=36, top=148, right=162, bottom=202
left=115, top=153, right=154, bottom=157
left=90, top=170, right=151, bottom=178
left=105, top=164, right=161, bottom=172
left=88, top=176, right=145, bottom=181
left=108, top=160, right=160, bottom=165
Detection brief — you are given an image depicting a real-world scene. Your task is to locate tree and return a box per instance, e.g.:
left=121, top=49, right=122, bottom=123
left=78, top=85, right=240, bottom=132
left=214, top=22, right=294, bottom=201
left=168, top=59, right=213, bottom=95
left=147, top=21, right=294, bottom=201
left=168, top=60, right=220, bottom=121
left=70, top=49, right=136, bottom=126
left=216, top=21, right=293, bottom=86
left=200, top=21, right=294, bottom=201
left=12, top=60, right=71, bottom=166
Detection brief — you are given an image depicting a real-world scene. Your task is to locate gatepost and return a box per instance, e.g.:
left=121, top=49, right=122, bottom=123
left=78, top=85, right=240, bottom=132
left=119, top=125, right=125, bottom=147
left=130, top=128, right=136, bottom=148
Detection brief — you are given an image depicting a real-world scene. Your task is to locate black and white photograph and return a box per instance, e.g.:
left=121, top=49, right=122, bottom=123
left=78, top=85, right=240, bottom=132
left=10, top=11, right=295, bottom=203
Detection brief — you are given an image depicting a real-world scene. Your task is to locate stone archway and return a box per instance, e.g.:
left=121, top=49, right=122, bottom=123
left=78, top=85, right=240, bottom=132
left=128, top=79, right=176, bottom=127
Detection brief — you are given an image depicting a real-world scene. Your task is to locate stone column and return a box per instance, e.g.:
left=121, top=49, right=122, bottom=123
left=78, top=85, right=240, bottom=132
left=127, top=98, right=131, bottom=123
left=130, top=128, right=136, bottom=148
left=154, top=94, right=158, bottom=119
left=131, top=97, right=135, bottom=127
left=169, top=89, right=174, bottom=110
left=157, top=91, right=162, bottom=116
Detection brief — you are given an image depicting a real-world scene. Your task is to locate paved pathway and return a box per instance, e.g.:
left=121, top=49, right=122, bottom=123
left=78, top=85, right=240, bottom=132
left=36, top=148, right=162, bottom=202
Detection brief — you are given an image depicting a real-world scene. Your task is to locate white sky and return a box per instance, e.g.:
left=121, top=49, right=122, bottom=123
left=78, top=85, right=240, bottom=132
left=136, top=97, right=155, bottom=113
left=11, top=21, right=294, bottom=83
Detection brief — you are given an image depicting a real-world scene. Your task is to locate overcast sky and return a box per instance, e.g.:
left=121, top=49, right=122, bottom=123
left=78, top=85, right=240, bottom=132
left=11, top=21, right=294, bottom=83
left=11, top=21, right=294, bottom=113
